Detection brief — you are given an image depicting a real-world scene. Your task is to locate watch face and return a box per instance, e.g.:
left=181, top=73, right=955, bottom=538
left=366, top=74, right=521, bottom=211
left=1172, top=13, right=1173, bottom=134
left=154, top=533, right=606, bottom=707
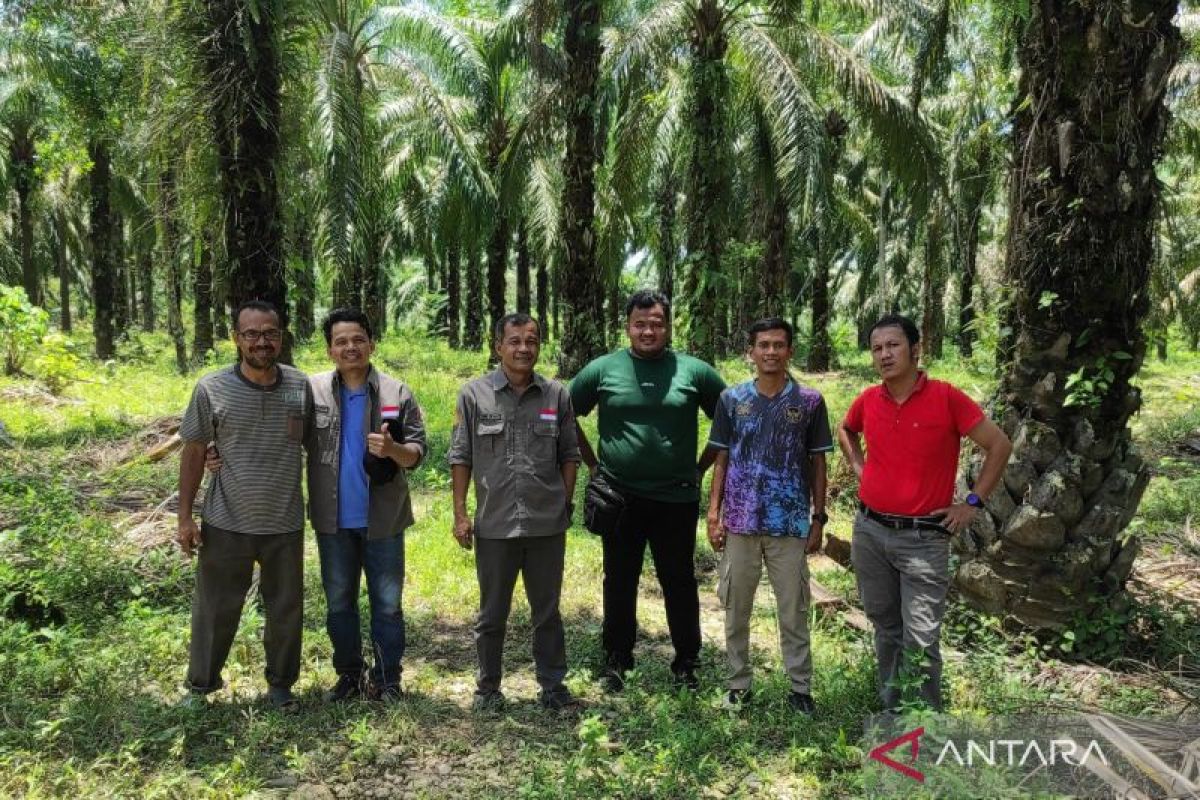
left=967, top=493, right=983, bottom=508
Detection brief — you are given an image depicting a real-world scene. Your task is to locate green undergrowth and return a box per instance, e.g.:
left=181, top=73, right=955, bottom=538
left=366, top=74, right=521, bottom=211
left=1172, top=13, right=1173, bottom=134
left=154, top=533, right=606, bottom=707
left=0, top=329, right=1197, bottom=796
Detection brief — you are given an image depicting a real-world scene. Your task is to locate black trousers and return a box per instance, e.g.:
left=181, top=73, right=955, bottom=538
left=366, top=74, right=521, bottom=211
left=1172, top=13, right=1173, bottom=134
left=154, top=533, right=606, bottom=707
left=601, top=495, right=701, bottom=672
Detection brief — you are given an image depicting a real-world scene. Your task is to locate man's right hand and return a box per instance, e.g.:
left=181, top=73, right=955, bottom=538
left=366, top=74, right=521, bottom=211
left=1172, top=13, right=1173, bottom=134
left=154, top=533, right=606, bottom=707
left=177, top=516, right=202, bottom=557
left=204, top=444, right=222, bottom=473
left=706, top=512, right=725, bottom=552
left=453, top=515, right=473, bottom=550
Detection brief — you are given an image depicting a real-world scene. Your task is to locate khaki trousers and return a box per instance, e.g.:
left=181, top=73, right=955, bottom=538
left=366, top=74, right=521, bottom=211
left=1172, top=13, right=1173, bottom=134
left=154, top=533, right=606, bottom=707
left=718, top=533, right=812, bottom=692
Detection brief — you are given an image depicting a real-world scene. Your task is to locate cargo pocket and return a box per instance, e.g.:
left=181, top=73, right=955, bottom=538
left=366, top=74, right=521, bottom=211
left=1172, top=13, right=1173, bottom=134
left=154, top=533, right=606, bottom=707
left=717, top=549, right=732, bottom=610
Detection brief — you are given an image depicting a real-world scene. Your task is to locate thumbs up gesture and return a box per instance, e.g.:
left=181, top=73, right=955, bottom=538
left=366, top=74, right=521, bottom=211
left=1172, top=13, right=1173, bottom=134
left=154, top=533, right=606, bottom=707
left=367, top=425, right=393, bottom=458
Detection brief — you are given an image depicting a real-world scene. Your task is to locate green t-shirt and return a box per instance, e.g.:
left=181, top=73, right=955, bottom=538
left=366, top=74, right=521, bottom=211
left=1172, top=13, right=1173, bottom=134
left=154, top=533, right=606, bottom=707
left=570, top=348, right=726, bottom=502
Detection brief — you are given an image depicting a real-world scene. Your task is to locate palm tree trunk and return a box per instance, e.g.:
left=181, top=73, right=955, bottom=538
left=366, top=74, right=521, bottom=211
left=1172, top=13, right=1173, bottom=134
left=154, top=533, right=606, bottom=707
left=683, top=0, right=730, bottom=364
left=465, top=246, right=484, bottom=350
left=955, top=0, right=1181, bottom=629
left=956, top=205, right=980, bottom=358
left=657, top=175, right=676, bottom=301
left=535, top=249, right=548, bottom=335
left=921, top=213, right=946, bottom=359
left=139, top=240, right=155, bottom=331
left=204, top=0, right=288, bottom=358
left=89, top=140, right=117, bottom=360
left=447, top=243, right=461, bottom=348
left=12, top=128, right=39, bottom=307
left=761, top=192, right=787, bottom=317
left=516, top=218, right=531, bottom=314
left=55, top=214, right=71, bottom=333
left=193, top=242, right=215, bottom=363
left=156, top=167, right=187, bottom=373
left=113, top=214, right=130, bottom=337
left=293, top=226, right=316, bottom=341
left=556, top=0, right=605, bottom=376
left=809, top=251, right=833, bottom=372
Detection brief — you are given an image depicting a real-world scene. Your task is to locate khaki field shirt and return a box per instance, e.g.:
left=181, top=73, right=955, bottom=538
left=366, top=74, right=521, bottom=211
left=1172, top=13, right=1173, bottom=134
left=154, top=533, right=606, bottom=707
left=448, top=369, right=581, bottom=538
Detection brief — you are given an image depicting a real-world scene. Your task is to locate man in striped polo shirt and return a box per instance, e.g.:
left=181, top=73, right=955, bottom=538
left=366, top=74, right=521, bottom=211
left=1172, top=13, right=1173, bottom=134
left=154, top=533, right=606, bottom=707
left=177, top=300, right=312, bottom=711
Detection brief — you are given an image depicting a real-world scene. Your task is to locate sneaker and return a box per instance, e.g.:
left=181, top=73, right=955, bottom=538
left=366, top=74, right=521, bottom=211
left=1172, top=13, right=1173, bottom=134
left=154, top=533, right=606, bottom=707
left=471, top=689, right=505, bottom=712
left=671, top=668, right=699, bottom=691
left=788, top=692, right=816, bottom=717
left=323, top=674, right=363, bottom=703
left=539, top=687, right=584, bottom=713
left=266, top=685, right=300, bottom=713
left=722, top=688, right=752, bottom=710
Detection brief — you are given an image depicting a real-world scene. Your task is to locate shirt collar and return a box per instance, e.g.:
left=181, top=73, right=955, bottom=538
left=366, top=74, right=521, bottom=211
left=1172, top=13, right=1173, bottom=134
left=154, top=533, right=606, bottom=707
left=881, top=370, right=928, bottom=401
left=489, top=368, right=545, bottom=393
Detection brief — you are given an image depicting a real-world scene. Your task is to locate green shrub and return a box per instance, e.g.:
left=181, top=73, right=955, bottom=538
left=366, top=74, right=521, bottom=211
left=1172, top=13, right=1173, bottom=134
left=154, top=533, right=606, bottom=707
left=33, top=333, right=82, bottom=395
left=0, top=285, right=49, bottom=375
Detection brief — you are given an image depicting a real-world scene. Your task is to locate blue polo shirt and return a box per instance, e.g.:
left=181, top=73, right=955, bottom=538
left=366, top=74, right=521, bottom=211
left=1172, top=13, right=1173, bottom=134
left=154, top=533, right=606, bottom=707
left=337, top=384, right=370, bottom=529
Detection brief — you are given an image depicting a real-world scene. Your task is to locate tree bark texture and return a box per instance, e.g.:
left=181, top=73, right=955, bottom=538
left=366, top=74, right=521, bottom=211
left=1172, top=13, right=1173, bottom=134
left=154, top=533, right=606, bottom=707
left=89, top=141, right=117, bottom=359
left=954, top=0, right=1181, bottom=629
left=557, top=0, right=605, bottom=377
left=203, top=0, right=289, bottom=358
left=682, top=0, right=730, bottom=365
left=446, top=244, right=462, bottom=348
left=465, top=246, right=483, bottom=350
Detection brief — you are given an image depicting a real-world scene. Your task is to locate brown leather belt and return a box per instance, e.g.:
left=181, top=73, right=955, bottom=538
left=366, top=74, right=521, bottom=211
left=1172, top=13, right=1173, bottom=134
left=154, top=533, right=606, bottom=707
left=859, top=503, right=950, bottom=535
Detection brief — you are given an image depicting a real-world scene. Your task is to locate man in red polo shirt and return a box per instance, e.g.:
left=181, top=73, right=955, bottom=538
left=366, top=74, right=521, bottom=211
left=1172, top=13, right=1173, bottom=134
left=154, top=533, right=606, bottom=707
left=838, top=314, right=1011, bottom=711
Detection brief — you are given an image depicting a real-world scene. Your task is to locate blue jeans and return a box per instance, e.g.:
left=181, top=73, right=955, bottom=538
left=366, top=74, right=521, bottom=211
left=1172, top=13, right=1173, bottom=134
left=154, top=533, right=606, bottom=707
left=316, top=528, right=406, bottom=688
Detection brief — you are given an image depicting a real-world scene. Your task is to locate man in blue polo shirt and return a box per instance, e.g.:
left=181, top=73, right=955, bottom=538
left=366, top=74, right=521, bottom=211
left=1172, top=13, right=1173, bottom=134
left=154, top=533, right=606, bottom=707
left=707, top=318, right=833, bottom=715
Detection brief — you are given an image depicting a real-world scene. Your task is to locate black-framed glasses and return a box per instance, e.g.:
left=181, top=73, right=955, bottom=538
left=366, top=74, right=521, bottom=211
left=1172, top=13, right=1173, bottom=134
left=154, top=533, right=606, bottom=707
left=237, top=329, right=283, bottom=343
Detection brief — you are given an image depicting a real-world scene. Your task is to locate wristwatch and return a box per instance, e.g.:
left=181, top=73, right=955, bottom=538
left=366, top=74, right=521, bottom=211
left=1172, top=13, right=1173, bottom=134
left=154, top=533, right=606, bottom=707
left=965, top=492, right=984, bottom=508
left=812, top=510, right=829, bottom=525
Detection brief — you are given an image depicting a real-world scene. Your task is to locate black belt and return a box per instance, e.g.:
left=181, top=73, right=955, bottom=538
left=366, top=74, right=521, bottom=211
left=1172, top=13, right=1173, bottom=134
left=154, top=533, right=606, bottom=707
left=859, top=503, right=950, bottom=534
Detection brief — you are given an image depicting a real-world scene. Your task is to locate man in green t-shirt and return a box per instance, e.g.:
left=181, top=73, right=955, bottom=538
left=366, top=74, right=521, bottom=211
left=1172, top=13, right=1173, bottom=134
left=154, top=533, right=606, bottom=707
left=570, top=290, right=726, bottom=691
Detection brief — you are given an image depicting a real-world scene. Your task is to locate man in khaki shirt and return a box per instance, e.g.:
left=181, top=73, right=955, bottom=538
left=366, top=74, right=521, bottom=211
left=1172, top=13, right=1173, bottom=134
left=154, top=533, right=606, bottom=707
left=448, top=312, right=582, bottom=712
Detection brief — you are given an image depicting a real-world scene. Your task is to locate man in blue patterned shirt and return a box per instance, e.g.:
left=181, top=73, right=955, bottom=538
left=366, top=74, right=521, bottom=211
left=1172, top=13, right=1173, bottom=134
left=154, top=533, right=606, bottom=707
left=706, top=318, right=833, bottom=715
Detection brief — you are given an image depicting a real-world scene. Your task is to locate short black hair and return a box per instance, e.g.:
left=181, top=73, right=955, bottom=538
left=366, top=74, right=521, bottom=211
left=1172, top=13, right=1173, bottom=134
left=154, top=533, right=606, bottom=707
left=747, top=317, right=793, bottom=348
left=233, top=299, right=280, bottom=331
left=624, top=289, right=671, bottom=320
left=868, top=313, right=920, bottom=346
left=493, top=312, right=541, bottom=345
left=322, top=307, right=373, bottom=345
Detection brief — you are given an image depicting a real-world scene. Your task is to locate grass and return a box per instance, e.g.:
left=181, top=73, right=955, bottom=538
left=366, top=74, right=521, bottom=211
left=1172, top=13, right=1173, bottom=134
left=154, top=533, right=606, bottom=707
left=0, top=327, right=1198, bottom=797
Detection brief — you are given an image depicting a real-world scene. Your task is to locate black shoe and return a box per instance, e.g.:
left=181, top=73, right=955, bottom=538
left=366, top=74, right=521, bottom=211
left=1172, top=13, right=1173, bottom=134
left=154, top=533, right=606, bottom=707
left=371, top=683, right=403, bottom=703
left=600, top=664, right=627, bottom=693
left=671, top=668, right=699, bottom=691
left=539, top=686, right=584, bottom=713
left=722, top=688, right=752, bottom=710
left=471, top=689, right=505, bottom=712
left=323, top=674, right=363, bottom=703
left=267, top=685, right=300, bottom=713
left=788, top=692, right=815, bottom=717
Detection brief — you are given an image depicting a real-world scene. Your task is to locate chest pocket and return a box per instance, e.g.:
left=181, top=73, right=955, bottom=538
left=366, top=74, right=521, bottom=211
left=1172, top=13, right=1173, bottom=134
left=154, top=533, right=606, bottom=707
left=477, top=413, right=506, bottom=457
left=532, top=421, right=558, bottom=460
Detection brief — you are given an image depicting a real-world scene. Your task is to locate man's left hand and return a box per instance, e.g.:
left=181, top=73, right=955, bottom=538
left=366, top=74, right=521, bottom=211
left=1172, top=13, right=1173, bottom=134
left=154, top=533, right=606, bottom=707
left=931, top=503, right=977, bottom=534
left=367, top=426, right=393, bottom=458
left=805, top=521, right=824, bottom=554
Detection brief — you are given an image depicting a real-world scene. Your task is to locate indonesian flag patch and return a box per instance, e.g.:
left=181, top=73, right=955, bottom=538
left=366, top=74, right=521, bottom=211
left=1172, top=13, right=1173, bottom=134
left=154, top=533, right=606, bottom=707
left=539, top=408, right=557, bottom=422
left=381, top=405, right=400, bottom=420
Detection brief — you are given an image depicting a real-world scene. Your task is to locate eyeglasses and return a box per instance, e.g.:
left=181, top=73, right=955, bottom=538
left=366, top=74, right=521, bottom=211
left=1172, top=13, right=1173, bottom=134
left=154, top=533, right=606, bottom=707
left=238, top=329, right=283, bottom=343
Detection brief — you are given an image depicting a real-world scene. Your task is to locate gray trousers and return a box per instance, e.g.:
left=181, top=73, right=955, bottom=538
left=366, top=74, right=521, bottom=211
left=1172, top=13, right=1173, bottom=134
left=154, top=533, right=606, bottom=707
left=851, top=511, right=950, bottom=710
left=473, top=534, right=567, bottom=694
left=718, top=533, right=812, bottom=693
left=187, top=524, right=304, bottom=693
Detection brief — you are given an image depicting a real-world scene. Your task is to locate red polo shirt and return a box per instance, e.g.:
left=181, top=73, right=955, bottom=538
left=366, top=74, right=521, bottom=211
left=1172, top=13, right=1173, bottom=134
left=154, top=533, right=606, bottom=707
left=843, top=372, right=984, bottom=516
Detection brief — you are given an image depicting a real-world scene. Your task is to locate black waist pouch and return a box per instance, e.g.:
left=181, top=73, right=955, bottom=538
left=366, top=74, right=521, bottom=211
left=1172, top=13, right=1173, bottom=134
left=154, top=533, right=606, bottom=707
left=364, top=418, right=405, bottom=486
left=584, top=471, right=627, bottom=536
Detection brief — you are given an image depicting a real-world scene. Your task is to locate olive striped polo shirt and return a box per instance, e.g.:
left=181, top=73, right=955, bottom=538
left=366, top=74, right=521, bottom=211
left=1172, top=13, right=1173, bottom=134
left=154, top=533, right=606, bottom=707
left=180, top=363, right=312, bottom=534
